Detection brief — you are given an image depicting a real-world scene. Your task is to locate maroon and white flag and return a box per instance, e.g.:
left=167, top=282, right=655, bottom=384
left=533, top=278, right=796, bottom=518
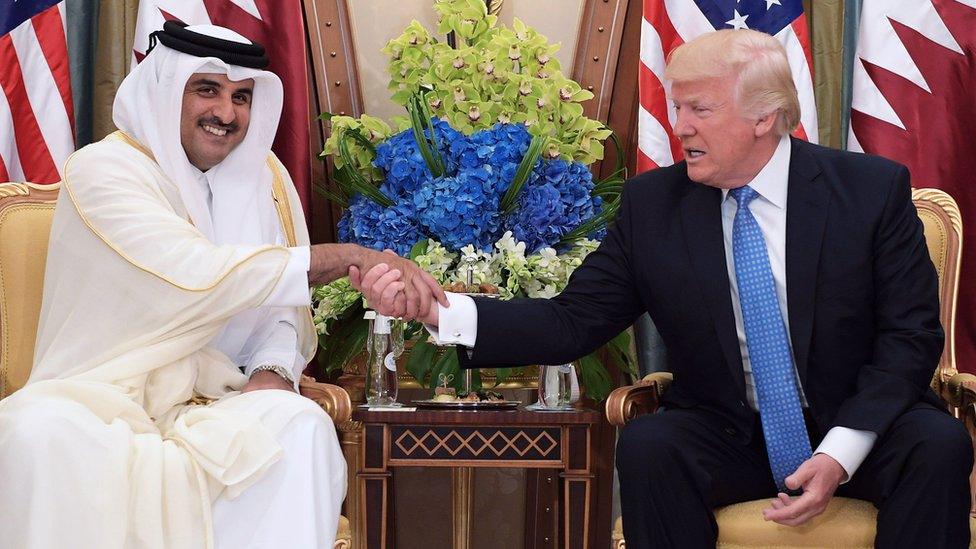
left=132, top=0, right=312, bottom=216
left=849, top=0, right=976, bottom=371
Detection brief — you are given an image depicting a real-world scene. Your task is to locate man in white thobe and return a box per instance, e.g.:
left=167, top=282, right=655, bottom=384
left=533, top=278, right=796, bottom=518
left=0, top=22, right=444, bottom=549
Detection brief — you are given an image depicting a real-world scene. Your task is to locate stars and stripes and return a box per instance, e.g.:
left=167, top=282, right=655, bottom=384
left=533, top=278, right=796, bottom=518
left=637, top=0, right=817, bottom=173
left=0, top=0, right=74, bottom=183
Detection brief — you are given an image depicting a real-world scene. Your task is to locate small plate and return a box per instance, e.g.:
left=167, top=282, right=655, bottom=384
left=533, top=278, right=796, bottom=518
left=411, top=399, right=520, bottom=410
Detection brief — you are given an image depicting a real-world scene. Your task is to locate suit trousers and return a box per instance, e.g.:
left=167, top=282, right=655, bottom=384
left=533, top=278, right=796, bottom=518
left=615, top=403, right=972, bottom=549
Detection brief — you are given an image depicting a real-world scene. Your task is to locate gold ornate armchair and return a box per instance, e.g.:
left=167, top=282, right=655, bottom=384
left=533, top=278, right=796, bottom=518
left=0, top=181, right=352, bottom=549
left=607, top=187, right=975, bottom=548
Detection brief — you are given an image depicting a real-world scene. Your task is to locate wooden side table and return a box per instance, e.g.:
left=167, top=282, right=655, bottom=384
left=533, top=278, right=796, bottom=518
left=352, top=408, right=602, bottom=549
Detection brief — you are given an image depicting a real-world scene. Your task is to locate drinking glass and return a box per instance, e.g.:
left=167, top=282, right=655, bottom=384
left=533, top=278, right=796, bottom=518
left=537, top=364, right=574, bottom=410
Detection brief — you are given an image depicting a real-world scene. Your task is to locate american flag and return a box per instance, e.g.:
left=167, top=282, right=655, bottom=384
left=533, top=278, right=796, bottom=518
left=0, top=0, right=74, bottom=183
left=849, top=0, right=976, bottom=372
left=637, top=0, right=817, bottom=173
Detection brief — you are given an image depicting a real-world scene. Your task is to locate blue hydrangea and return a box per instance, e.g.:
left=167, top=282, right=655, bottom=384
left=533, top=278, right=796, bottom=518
left=373, top=118, right=464, bottom=199
left=504, top=158, right=604, bottom=253
left=413, top=167, right=501, bottom=251
left=449, top=123, right=531, bottom=194
left=337, top=121, right=603, bottom=256
left=337, top=195, right=424, bottom=256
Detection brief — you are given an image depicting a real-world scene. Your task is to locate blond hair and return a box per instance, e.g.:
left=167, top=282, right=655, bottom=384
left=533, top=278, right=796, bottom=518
left=664, top=29, right=800, bottom=136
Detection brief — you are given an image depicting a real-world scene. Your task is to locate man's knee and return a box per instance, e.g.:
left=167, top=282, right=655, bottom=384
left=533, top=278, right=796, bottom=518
left=0, top=398, right=104, bottom=456
left=909, top=415, right=973, bottom=478
left=616, top=413, right=688, bottom=480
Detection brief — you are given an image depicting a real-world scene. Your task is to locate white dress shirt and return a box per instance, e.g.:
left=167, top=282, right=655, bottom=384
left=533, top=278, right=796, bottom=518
left=430, top=135, right=877, bottom=481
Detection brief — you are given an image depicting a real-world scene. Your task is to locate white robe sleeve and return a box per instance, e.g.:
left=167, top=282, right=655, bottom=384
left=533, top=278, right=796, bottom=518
left=242, top=308, right=306, bottom=390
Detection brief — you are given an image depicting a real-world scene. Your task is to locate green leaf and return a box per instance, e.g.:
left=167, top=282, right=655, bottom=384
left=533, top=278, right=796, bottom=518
left=319, top=305, right=368, bottom=374
left=408, top=93, right=446, bottom=177
left=312, top=183, right=348, bottom=208
left=429, top=347, right=460, bottom=389
left=577, top=353, right=613, bottom=401
left=336, top=138, right=394, bottom=207
left=405, top=339, right=438, bottom=385
left=500, top=133, right=544, bottom=213
left=345, top=126, right=378, bottom=155
left=409, top=239, right=430, bottom=260
left=559, top=199, right=620, bottom=246
left=417, top=89, right=444, bottom=166
left=492, top=366, right=517, bottom=387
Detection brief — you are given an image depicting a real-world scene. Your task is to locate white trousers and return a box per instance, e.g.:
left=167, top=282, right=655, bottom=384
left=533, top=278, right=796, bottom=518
left=212, top=390, right=347, bottom=549
left=0, top=388, right=346, bottom=548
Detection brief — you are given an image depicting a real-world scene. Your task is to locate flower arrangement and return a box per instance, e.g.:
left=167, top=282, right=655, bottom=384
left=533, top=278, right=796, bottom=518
left=313, top=0, right=635, bottom=400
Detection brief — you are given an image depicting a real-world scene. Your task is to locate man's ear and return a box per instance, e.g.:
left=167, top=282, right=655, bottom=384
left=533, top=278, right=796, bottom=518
left=754, top=111, right=778, bottom=138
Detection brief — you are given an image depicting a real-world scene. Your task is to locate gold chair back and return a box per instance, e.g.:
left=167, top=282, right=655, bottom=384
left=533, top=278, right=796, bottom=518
left=912, top=187, right=963, bottom=391
left=0, top=182, right=59, bottom=399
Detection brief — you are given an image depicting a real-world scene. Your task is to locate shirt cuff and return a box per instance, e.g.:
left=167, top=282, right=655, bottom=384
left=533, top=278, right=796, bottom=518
left=425, top=292, right=477, bottom=347
left=263, top=246, right=311, bottom=308
left=246, top=346, right=304, bottom=392
left=814, top=426, right=878, bottom=483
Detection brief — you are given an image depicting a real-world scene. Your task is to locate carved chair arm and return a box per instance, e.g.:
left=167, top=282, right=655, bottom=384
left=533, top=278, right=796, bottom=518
left=944, top=372, right=976, bottom=518
left=945, top=373, right=976, bottom=411
left=299, top=375, right=353, bottom=425
left=606, top=372, right=673, bottom=427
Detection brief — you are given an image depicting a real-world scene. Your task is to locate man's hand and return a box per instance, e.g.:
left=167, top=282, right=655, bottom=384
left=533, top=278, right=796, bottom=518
left=349, top=252, right=447, bottom=323
left=241, top=370, right=295, bottom=393
left=762, top=453, right=846, bottom=527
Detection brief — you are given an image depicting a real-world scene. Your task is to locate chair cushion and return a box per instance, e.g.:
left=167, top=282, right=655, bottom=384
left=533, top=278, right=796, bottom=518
left=715, top=497, right=876, bottom=548
left=613, top=500, right=976, bottom=547
left=0, top=203, right=54, bottom=398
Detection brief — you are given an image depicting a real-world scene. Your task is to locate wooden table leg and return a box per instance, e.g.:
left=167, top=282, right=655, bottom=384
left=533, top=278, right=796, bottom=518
left=360, top=424, right=393, bottom=548
left=525, top=469, right=559, bottom=548
left=561, top=474, right=591, bottom=549
left=562, top=425, right=593, bottom=549
left=452, top=467, right=474, bottom=549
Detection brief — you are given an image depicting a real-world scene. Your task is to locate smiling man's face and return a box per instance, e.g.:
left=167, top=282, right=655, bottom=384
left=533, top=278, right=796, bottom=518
left=180, top=72, right=254, bottom=171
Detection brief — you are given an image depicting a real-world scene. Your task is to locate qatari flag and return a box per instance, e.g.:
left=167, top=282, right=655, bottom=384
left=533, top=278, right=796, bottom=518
left=131, top=0, right=311, bottom=218
left=849, top=0, right=976, bottom=372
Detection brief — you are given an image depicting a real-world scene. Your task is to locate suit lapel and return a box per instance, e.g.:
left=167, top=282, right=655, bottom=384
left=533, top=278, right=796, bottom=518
left=680, top=182, right=746, bottom=397
left=785, top=139, right=828, bottom=384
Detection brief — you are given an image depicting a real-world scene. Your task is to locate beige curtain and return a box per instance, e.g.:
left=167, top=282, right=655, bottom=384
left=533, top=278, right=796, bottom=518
left=92, top=0, right=139, bottom=141
left=808, top=0, right=845, bottom=149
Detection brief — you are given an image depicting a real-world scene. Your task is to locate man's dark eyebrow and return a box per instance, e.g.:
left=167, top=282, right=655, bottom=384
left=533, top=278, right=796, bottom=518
left=187, top=78, right=252, bottom=97
left=189, top=78, right=221, bottom=88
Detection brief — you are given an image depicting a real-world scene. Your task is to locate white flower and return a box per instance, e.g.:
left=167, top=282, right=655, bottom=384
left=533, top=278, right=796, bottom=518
left=311, top=278, right=362, bottom=334
left=413, top=239, right=457, bottom=283
left=494, top=231, right=526, bottom=256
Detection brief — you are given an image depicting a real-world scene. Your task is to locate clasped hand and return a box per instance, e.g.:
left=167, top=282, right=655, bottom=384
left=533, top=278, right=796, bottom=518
left=349, top=250, right=447, bottom=324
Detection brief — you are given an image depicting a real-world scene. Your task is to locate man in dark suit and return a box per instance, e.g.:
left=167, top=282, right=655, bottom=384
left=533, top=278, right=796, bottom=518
left=352, top=29, right=971, bottom=548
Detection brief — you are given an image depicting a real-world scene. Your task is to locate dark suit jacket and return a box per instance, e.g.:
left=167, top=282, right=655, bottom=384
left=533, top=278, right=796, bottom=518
left=460, top=138, right=944, bottom=441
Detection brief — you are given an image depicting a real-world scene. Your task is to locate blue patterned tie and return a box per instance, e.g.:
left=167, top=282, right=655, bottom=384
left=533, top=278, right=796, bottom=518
left=729, top=186, right=812, bottom=490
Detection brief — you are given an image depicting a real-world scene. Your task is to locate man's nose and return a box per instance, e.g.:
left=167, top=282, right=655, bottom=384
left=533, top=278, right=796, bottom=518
left=210, top=96, right=235, bottom=124
left=673, top=109, right=695, bottom=137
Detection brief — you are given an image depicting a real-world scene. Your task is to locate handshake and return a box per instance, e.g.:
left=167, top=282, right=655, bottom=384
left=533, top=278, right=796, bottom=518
left=308, top=243, right=448, bottom=325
